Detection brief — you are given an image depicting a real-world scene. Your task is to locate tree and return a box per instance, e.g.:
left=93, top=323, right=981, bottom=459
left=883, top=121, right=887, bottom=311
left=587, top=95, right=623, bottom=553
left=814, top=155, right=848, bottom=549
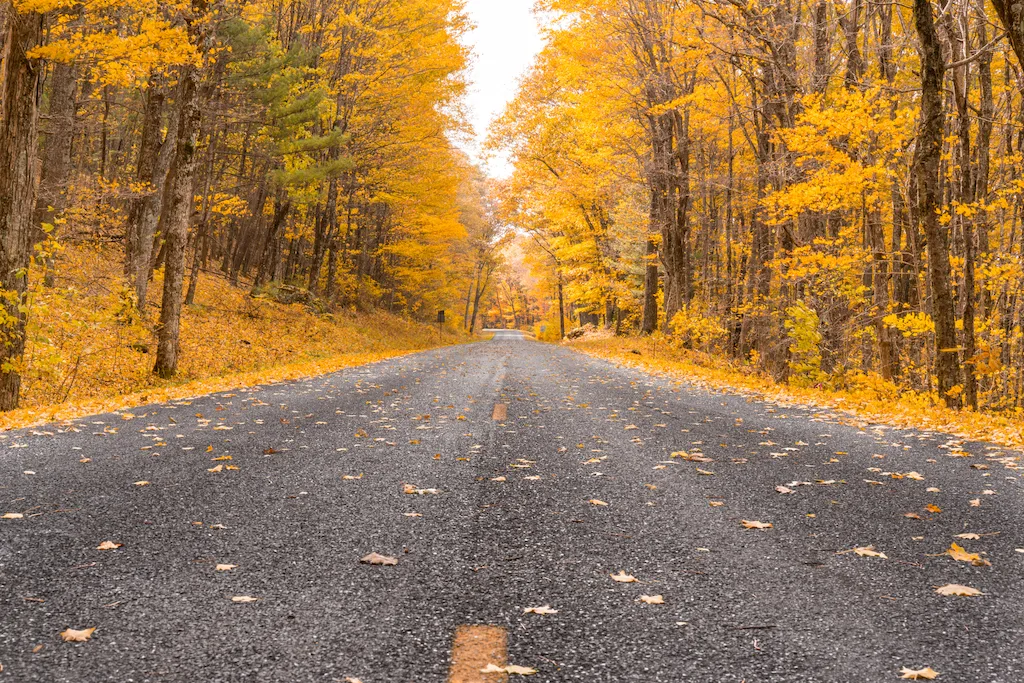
left=0, top=3, right=44, bottom=409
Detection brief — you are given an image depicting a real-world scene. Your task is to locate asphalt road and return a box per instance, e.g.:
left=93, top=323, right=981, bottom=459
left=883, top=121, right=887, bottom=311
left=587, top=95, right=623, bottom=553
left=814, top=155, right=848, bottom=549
left=1, top=331, right=1022, bottom=682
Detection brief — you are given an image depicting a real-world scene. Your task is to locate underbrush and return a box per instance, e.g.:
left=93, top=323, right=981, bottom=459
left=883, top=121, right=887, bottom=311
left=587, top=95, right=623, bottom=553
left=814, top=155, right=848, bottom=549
left=5, top=244, right=468, bottom=429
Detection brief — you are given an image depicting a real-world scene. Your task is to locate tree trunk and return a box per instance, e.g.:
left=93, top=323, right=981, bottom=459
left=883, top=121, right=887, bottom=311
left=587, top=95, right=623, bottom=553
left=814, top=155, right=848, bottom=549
left=914, top=0, right=962, bottom=408
left=0, top=8, right=44, bottom=410
left=133, top=103, right=178, bottom=311
left=126, top=85, right=165, bottom=281
left=641, top=237, right=659, bottom=335
left=34, top=62, right=77, bottom=233
left=558, top=275, right=565, bottom=339
left=154, top=64, right=204, bottom=379
left=990, top=0, right=1024, bottom=68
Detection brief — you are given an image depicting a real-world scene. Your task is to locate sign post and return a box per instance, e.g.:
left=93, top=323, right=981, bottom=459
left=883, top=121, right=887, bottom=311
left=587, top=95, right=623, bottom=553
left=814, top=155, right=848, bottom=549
left=437, top=310, right=445, bottom=344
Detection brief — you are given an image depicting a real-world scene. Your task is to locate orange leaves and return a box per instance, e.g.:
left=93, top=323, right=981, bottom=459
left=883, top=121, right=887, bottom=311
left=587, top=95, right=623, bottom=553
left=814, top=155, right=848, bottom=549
left=741, top=520, right=772, bottom=530
left=945, top=543, right=990, bottom=567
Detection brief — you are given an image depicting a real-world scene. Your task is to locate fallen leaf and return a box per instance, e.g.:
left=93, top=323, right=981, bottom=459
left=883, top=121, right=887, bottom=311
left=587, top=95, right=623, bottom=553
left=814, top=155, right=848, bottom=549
left=342, top=474, right=363, bottom=480
left=610, top=571, right=637, bottom=583
left=935, top=584, right=982, bottom=597
left=134, top=481, right=150, bottom=486
left=955, top=533, right=980, bottom=540
left=900, top=666, right=939, bottom=679
left=491, top=476, right=507, bottom=482
left=2, top=513, right=24, bottom=520
left=589, top=499, right=608, bottom=506
left=481, top=664, right=537, bottom=676
left=775, top=486, right=794, bottom=495
left=403, top=512, right=422, bottom=518
left=696, top=468, right=715, bottom=476
left=403, top=484, right=440, bottom=495
left=906, top=471, right=925, bottom=481
left=60, top=627, right=95, bottom=643
left=904, top=512, right=922, bottom=520
left=708, top=501, right=724, bottom=507
left=946, top=542, right=990, bottom=566
left=231, top=596, right=259, bottom=603
left=523, top=605, right=558, bottom=615
left=360, top=552, right=398, bottom=566
left=969, top=498, right=981, bottom=507
left=639, top=594, right=664, bottom=604
left=96, top=541, right=122, bottom=550
left=741, top=520, right=772, bottom=530
left=344, top=678, right=364, bottom=683
left=853, top=546, right=887, bottom=559
left=215, top=564, right=237, bottom=571
left=926, top=487, right=941, bottom=493
left=207, top=465, right=223, bottom=473
left=925, top=504, right=942, bottom=513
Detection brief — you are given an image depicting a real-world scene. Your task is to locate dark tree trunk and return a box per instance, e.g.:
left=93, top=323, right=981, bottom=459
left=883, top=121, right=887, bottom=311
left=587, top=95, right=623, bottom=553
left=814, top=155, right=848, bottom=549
left=914, top=0, right=962, bottom=408
left=0, top=8, right=44, bottom=409
left=990, top=0, right=1024, bottom=68
left=34, top=62, right=77, bottom=232
left=253, top=194, right=291, bottom=290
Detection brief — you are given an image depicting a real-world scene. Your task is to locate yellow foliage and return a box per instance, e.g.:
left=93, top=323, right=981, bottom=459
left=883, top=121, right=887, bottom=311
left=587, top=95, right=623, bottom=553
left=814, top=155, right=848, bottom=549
left=3, top=245, right=467, bottom=429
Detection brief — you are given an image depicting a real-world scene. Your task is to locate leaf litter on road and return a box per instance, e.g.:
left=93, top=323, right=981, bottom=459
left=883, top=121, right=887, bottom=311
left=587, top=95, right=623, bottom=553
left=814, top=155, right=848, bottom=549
left=523, top=605, right=558, bottom=615
left=60, top=627, right=96, bottom=643
left=481, top=664, right=538, bottom=676
left=935, top=584, right=982, bottom=597
left=360, top=552, right=398, bottom=566
left=741, top=520, right=772, bottom=530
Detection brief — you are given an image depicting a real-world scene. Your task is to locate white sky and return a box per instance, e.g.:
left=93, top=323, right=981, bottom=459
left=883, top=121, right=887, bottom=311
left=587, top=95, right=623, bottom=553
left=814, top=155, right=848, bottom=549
left=461, top=0, right=545, bottom=178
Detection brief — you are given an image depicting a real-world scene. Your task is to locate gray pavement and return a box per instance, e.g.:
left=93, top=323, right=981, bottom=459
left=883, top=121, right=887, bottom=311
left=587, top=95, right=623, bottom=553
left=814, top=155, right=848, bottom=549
left=1, top=331, right=1022, bottom=681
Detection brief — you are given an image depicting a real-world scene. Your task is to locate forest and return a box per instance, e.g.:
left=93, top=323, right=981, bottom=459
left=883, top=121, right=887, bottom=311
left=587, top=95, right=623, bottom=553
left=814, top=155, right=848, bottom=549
left=3, top=0, right=1024, bottom=421
left=0, top=0, right=503, bottom=415
left=489, top=0, right=1024, bottom=416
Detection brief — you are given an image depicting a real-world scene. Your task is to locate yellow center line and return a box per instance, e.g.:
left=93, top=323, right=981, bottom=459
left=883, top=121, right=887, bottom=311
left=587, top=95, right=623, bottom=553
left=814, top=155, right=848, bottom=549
left=449, top=625, right=508, bottom=683
left=492, top=404, right=508, bottom=421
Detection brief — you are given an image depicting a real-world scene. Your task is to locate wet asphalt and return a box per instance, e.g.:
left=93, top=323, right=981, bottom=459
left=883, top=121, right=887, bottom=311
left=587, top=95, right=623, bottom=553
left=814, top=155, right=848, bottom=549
left=1, top=330, right=1022, bottom=682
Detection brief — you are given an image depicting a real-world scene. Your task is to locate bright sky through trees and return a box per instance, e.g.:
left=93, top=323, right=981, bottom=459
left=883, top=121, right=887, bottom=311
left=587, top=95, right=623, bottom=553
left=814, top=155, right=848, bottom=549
left=461, top=0, right=544, bottom=177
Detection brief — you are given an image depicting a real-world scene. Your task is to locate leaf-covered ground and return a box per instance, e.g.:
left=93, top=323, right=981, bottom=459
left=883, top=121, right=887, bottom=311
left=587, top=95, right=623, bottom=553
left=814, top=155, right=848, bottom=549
left=6, top=245, right=463, bottom=430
